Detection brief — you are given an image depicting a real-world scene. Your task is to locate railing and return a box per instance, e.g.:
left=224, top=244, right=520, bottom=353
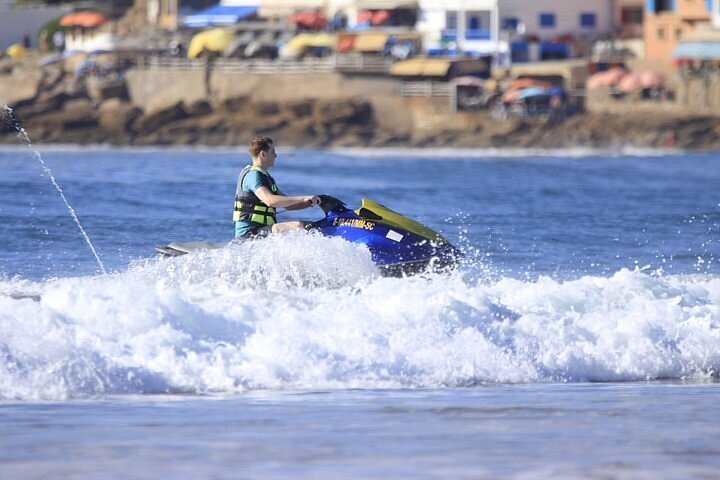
left=441, top=29, right=492, bottom=41
left=399, top=81, right=452, bottom=97
left=137, top=56, right=337, bottom=74
left=335, top=53, right=395, bottom=73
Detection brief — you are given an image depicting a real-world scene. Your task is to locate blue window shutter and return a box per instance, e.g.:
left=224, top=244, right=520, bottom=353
left=502, top=17, right=519, bottom=30
left=540, top=13, right=555, bottom=27
left=580, top=13, right=596, bottom=28
left=646, top=0, right=654, bottom=12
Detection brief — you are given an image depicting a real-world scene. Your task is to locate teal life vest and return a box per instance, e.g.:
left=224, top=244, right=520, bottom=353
left=233, top=165, right=278, bottom=225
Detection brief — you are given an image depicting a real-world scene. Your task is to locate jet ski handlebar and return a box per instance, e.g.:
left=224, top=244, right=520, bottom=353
left=317, top=194, right=348, bottom=215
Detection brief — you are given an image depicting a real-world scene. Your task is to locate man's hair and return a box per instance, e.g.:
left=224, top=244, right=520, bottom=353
left=249, top=136, right=274, bottom=158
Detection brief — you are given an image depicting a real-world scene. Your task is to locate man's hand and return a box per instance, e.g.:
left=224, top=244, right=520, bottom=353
left=305, top=195, right=321, bottom=207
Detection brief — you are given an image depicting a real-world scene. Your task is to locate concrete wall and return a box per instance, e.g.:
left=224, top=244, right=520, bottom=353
left=125, top=68, right=208, bottom=113
left=676, top=74, right=720, bottom=113
left=585, top=87, right=681, bottom=114
left=125, top=68, right=416, bottom=130
left=0, top=6, right=69, bottom=50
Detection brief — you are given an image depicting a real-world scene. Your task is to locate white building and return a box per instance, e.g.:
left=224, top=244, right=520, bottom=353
left=417, top=0, right=501, bottom=57
left=417, top=0, right=613, bottom=63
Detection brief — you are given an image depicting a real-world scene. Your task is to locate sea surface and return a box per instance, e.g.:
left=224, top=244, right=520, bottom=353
left=0, top=144, right=719, bottom=479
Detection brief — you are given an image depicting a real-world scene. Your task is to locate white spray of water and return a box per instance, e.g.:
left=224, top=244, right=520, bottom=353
left=0, top=233, right=718, bottom=401
left=3, top=105, right=106, bottom=274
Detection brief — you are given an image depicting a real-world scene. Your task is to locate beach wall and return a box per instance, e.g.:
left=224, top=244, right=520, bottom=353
left=675, top=75, right=720, bottom=113
left=124, top=68, right=448, bottom=134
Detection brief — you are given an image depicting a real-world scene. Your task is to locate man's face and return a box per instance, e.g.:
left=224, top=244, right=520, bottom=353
left=262, top=144, right=277, bottom=167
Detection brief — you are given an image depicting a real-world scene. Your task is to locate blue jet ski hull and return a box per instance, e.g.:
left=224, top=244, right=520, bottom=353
left=307, top=196, right=461, bottom=276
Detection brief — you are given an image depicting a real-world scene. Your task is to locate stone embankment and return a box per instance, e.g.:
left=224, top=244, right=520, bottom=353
left=2, top=58, right=720, bottom=151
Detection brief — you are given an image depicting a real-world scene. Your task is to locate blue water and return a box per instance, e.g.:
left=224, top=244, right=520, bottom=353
left=0, top=145, right=719, bottom=478
left=2, top=147, right=717, bottom=279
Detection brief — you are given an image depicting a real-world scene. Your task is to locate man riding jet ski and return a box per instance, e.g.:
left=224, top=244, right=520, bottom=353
left=156, top=195, right=461, bottom=276
left=155, top=136, right=461, bottom=276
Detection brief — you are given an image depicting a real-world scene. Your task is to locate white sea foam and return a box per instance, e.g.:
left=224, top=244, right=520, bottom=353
left=0, top=144, right=681, bottom=158
left=326, top=146, right=681, bottom=159
left=0, top=233, right=718, bottom=400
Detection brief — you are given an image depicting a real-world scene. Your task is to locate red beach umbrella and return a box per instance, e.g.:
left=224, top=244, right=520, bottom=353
left=639, top=71, right=664, bottom=88
left=618, top=73, right=643, bottom=92
left=59, top=11, right=108, bottom=28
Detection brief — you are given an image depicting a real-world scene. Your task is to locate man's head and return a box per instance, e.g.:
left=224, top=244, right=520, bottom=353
left=249, top=136, right=276, bottom=168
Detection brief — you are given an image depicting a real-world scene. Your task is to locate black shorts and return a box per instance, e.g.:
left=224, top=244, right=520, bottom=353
left=241, top=224, right=272, bottom=239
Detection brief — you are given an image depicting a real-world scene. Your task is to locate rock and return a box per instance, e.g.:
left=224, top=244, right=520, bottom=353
left=63, top=98, right=93, bottom=112
left=185, top=100, right=212, bottom=117
left=252, top=115, right=287, bottom=132
left=99, top=99, right=141, bottom=133
left=285, top=99, right=314, bottom=118
left=252, top=101, right=281, bottom=116
left=222, top=96, right=250, bottom=113
left=133, top=102, right=187, bottom=133
left=0, top=62, right=43, bottom=106
left=315, top=98, right=373, bottom=126
left=87, top=78, right=130, bottom=103
left=36, top=106, right=99, bottom=130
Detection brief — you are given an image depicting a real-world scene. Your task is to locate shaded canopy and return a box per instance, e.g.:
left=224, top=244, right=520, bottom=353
left=182, top=4, right=257, bottom=28
left=673, top=41, right=720, bottom=59
left=390, top=57, right=488, bottom=79
left=59, top=11, right=108, bottom=28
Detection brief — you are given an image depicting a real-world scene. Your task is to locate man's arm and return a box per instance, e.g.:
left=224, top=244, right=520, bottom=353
left=255, top=186, right=319, bottom=209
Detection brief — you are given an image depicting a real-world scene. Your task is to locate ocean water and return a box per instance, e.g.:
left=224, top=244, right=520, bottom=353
left=0, top=145, right=719, bottom=478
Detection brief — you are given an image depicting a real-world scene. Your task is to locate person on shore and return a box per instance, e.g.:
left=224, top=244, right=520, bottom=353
left=234, top=136, right=321, bottom=239
left=52, top=30, right=65, bottom=53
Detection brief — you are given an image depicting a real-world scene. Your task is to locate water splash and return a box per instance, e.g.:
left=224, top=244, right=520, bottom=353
left=2, top=105, right=106, bottom=274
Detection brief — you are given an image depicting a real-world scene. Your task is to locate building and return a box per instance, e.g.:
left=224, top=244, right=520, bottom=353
left=417, top=0, right=613, bottom=64
left=416, top=0, right=500, bottom=57
left=499, top=0, right=613, bottom=63
left=614, top=0, right=644, bottom=38
left=644, top=0, right=711, bottom=60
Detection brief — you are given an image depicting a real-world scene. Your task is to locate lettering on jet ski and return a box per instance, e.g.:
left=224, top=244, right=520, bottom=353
left=333, top=218, right=375, bottom=230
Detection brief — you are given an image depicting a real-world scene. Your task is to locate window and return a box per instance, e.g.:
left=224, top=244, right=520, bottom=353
left=675, top=27, right=683, bottom=39
left=466, top=11, right=490, bottom=30
left=654, top=0, right=673, bottom=13
left=621, top=7, right=643, bottom=24
left=657, top=26, right=665, bottom=39
left=502, top=17, right=519, bottom=31
left=580, top=13, right=596, bottom=28
left=539, top=13, right=555, bottom=28
left=446, top=11, right=458, bottom=30
left=465, top=10, right=491, bottom=39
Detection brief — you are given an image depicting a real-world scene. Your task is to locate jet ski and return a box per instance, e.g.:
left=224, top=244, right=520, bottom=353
left=155, top=195, right=462, bottom=276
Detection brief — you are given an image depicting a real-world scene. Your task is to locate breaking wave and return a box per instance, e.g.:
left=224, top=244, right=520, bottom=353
left=0, top=233, right=718, bottom=400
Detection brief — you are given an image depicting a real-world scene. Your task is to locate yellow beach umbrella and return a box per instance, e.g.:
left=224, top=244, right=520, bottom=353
left=284, top=33, right=336, bottom=52
left=6, top=43, right=28, bottom=59
left=187, top=27, right=235, bottom=59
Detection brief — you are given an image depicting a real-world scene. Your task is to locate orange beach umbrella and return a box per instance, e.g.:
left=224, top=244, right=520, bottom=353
left=59, top=11, right=108, bottom=28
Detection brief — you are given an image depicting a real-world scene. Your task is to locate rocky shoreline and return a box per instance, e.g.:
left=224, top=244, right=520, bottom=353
left=2, top=61, right=720, bottom=151
left=4, top=101, right=719, bottom=151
